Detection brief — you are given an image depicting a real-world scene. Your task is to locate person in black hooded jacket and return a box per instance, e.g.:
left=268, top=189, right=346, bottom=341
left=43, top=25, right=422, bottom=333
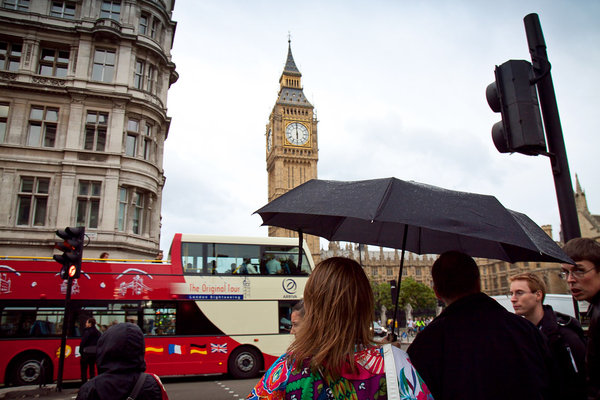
left=76, top=322, right=167, bottom=400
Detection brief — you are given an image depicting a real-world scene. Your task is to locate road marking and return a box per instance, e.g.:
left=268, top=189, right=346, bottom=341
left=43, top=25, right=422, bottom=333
left=215, top=380, right=246, bottom=399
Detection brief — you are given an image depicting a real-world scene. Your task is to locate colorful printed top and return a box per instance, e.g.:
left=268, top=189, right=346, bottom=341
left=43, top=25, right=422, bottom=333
left=247, top=345, right=433, bottom=400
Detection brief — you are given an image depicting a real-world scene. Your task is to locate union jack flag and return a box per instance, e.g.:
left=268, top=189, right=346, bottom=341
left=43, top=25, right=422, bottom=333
left=211, top=343, right=228, bottom=353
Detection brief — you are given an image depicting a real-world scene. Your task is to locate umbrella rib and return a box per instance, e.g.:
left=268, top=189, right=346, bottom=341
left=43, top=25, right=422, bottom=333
left=372, top=179, right=394, bottom=221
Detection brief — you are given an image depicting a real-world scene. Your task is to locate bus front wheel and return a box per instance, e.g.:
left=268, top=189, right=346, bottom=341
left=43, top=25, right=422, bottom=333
left=11, top=353, right=51, bottom=386
left=228, top=346, right=262, bottom=379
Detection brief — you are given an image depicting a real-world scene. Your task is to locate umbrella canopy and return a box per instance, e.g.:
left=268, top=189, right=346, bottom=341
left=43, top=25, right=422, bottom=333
left=255, top=177, right=572, bottom=264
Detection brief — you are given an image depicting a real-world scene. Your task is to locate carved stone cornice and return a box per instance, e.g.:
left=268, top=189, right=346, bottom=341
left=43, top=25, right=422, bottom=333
left=31, top=76, right=66, bottom=86
left=0, top=71, right=18, bottom=81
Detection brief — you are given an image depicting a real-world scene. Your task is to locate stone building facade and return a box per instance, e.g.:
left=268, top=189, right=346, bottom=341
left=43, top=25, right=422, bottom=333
left=321, top=241, right=435, bottom=288
left=575, top=175, right=600, bottom=240
left=477, top=224, right=569, bottom=296
left=0, top=0, right=178, bottom=259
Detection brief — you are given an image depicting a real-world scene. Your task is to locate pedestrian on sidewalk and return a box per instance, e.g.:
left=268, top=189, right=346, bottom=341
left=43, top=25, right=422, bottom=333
left=509, top=272, right=586, bottom=399
left=407, top=251, right=557, bottom=400
left=76, top=322, right=168, bottom=400
left=562, top=238, right=600, bottom=399
left=80, top=318, right=101, bottom=383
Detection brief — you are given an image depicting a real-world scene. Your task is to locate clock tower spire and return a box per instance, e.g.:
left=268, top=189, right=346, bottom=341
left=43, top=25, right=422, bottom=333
left=265, top=39, right=320, bottom=261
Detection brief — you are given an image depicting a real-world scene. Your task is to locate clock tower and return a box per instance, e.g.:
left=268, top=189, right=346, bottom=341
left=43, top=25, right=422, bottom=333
left=266, top=39, right=320, bottom=261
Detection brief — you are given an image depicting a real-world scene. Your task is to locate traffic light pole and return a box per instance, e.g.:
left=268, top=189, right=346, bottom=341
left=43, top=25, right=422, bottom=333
left=55, top=276, right=73, bottom=392
left=524, top=13, right=581, bottom=317
left=524, top=14, right=581, bottom=243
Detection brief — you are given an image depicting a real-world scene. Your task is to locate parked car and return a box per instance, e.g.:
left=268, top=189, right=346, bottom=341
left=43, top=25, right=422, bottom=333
left=372, top=321, right=388, bottom=337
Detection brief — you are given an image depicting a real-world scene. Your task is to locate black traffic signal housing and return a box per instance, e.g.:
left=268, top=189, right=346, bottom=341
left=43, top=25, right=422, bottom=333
left=54, top=227, right=85, bottom=279
left=486, top=59, right=547, bottom=155
left=389, top=279, right=397, bottom=303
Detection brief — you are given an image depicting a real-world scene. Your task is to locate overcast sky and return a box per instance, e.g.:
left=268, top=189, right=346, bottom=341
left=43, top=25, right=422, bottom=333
left=159, top=0, right=600, bottom=253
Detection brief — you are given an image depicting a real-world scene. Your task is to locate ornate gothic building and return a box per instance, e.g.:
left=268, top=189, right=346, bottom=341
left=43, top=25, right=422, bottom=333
left=0, top=1, right=178, bottom=259
left=265, top=40, right=320, bottom=261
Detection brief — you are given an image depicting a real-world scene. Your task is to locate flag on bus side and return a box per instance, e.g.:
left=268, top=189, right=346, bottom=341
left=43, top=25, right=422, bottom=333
left=211, top=343, right=227, bottom=353
left=190, top=344, right=207, bottom=355
left=168, top=344, right=183, bottom=355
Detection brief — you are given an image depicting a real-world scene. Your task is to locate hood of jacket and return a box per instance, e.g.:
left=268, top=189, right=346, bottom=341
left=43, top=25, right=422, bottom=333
left=96, top=322, right=146, bottom=374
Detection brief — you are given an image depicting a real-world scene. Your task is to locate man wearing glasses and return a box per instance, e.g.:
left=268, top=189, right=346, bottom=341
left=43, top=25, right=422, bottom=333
left=509, top=272, right=586, bottom=399
left=562, top=238, right=600, bottom=400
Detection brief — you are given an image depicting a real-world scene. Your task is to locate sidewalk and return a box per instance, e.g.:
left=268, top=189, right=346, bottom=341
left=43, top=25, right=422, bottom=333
left=0, top=384, right=78, bottom=399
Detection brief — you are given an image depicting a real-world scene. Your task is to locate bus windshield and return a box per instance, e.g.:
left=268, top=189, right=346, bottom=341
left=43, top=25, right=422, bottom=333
left=181, top=242, right=311, bottom=275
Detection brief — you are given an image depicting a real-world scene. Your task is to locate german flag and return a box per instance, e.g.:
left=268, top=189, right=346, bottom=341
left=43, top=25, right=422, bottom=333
left=190, top=344, right=207, bottom=355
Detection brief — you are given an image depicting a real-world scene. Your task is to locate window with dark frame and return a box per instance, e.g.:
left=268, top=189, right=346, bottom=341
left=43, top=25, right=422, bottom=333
left=38, top=47, right=69, bottom=78
left=132, top=191, right=144, bottom=235
left=143, top=302, right=176, bottom=335
left=100, top=0, right=120, bottom=21
left=78, top=303, right=139, bottom=333
left=126, top=118, right=139, bottom=157
left=0, top=103, right=8, bottom=143
left=2, top=0, right=29, bottom=11
left=0, top=303, right=64, bottom=338
left=146, top=64, right=155, bottom=93
left=84, top=111, right=108, bottom=151
left=92, top=48, right=115, bottom=83
left=134, top=59, right=144, bottom=89
left=143, top=124, right=152, bottom=161
left=0, top=40, right=22, bottom=71
left=27, top=106, right=58, bottom=148
left=150, top=18, right=159, bottom=39
left=118, top=187, right=127, bottom=231
left=50, top=1, right=75, bottom=19
left=16, top=176, right=49, bottom=226
left=138, top=12, right=161, bottom=40
left=76, top=180, right=101, bottom=229
left=139, top=13, right=148, bottom=35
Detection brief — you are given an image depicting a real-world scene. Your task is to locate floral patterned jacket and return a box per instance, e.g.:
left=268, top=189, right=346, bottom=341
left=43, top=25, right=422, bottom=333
left=247, top=345, right=433, bottom=400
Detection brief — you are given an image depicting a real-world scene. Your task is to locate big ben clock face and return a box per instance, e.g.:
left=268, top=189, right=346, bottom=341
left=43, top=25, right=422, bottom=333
left=285, top=122, right=309, bottom=146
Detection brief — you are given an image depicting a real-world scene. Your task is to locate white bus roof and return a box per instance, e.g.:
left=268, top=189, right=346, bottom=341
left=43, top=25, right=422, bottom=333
left=179, top=234, right=310, bottom=248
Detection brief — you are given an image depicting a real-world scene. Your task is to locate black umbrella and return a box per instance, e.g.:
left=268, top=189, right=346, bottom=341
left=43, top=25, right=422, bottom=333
left=255, top=177, right=573, bottom=335
left=255, top=177, right=572, bottom=264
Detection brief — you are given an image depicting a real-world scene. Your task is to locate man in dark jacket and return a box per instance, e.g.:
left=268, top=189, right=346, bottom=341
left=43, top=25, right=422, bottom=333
left=509, top=272, right=587, bottom=399
left=562, top=238, right=600, bottom=400
left=80, top=318, right=101, bottom=383
left=76, top=322, right=167, bottom=400
left=407, top=251, right=557, bottom=400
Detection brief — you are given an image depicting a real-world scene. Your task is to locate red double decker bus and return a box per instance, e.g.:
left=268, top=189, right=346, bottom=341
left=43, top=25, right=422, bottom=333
left=0, top=233, right=314, bottom=386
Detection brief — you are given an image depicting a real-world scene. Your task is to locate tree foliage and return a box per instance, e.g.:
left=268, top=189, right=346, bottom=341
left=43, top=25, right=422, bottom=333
left=371, top=282, right=393, bottom=311
left=371, top=278, right=436, bottom=315
left=397, top=277, right=437, bottom=311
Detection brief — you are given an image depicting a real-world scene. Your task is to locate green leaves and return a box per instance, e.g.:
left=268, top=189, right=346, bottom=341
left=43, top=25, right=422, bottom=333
left=372, top=278, right=436, bottom=314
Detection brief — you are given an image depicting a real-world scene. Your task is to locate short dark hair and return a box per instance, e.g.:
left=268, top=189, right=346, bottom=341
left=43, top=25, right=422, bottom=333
left=292, top=300, right=305, bottom=317
left=432, top=251, right=480, bottom=300
left=563, top=238, right=600, bottom=270
left=87, top=318, right=96, bottom=326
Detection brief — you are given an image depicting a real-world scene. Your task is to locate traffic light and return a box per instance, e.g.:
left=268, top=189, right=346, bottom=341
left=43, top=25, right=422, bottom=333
left=389, top=279, right=397, bottom=302
left=486, top=59, right=546, bottom=155
left=53, top=226, right=85, bottom=279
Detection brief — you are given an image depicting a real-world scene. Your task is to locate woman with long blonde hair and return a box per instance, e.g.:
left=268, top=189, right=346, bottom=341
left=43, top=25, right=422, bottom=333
left=247, top=257, right=432, bottom=400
